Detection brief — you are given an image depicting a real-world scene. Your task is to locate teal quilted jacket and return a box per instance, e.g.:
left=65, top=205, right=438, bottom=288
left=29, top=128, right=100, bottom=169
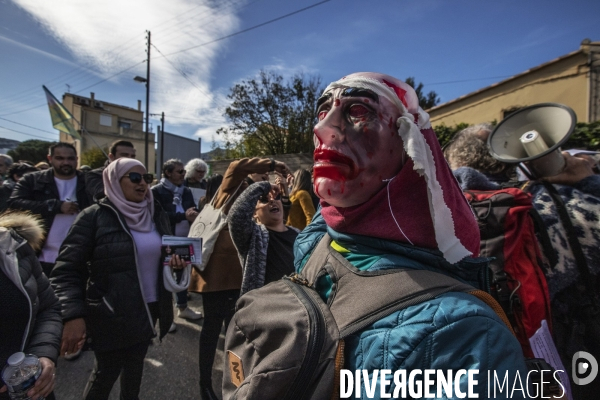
left=294, top=211, right=531, bottom=399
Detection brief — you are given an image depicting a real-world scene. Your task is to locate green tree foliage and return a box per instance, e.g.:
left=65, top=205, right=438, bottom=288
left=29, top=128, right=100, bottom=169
left=221, top=70, right=322, bottom=156
left=405, top=77, right=440, bottom=110
left=433, top=123, right=470, bottom=148
left=81, top=147, right=108, bottom=169
left=433, top=120, right=600, bottom=151
left=564, top=121, right=600, bottom=151
left=7, top=139, right=56, bottom=165
left=210, top=128, right=265, bottom=161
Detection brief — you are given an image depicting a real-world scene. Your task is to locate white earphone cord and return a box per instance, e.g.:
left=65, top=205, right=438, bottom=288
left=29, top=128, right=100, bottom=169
left=383, top=176, right=413, bottom=245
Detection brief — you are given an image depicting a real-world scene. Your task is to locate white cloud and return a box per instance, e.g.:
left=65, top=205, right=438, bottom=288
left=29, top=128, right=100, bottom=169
left=12, top=0, right=244, bottom=144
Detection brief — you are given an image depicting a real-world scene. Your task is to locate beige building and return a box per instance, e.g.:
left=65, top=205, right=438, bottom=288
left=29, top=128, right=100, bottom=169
left=59, top=93, right=156, bottom=173
left=428, top=39, right=600, bottom=127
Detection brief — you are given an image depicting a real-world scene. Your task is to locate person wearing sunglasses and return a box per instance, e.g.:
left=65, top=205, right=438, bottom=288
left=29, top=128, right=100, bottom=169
left=183, top=158, right=208, bottom=190
left=51, top=158, right=186, bottom=400
left=187, top=157, right=288, bottom=400
left=151, top=159, right=202, bottom=325
left=228, top=180, right=300, bottom=295
left=85, top=140, right=137, bottom=204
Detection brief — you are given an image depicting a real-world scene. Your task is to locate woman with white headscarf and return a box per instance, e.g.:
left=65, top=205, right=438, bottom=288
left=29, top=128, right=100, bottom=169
left=51, top=158, right=185, bottom=400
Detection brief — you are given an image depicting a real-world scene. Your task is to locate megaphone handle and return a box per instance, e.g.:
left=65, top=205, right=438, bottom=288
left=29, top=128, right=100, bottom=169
left=517, top=164, right=535, bottom=181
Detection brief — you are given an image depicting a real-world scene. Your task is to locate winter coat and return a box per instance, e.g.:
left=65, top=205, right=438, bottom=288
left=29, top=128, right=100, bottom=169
left=151, top=182, right=197, bottom=234
left=0, top=212, right=62, bottom=363
left=0, top=178, right=17, bottom=212
left=50, top=197, right=174, bottom=352
left=294, top=211, right=530, bottom=399
left=7, top=169, right=90, bottom=247
left=85, top=166, right=105, bottom=204
left=189, top=158, right=273, bottom=293
left=228, top=181, right=299, bottom=294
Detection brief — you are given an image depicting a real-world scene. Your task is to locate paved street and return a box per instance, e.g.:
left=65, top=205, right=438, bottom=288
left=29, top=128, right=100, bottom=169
left=54, top=293, right=224, bottom=400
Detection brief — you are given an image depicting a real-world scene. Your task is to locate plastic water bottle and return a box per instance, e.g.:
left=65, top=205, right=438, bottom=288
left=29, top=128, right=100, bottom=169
left=1, top=352, right=43, bottom=400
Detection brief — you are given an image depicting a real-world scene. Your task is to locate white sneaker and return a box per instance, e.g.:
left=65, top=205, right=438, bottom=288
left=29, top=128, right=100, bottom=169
left=169, top=322, right=177, bottom=333
left=177, top=307, right=203, bottom=320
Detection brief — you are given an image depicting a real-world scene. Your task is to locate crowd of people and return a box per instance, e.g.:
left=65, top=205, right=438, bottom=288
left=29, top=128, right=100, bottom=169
left=0, top=71, right=599, bottom=400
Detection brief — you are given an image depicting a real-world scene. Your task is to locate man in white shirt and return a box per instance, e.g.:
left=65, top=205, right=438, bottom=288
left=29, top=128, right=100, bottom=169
left=8, top=142, right=90, bottom=277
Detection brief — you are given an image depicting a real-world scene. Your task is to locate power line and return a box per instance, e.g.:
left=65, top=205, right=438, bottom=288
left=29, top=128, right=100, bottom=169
left=0, top=66, right=81, bottom=104
left=0, top=60, right=146, bottom=117
left=156, top=0, right=253, bottom=47
left=0, top=103, right=47, bottom=117
left=153, top=0, right=243, bottom=42
left=74, top=60, right=146, bottom=94
left=0, top=117, right=57, bottom=135
left=160, top=0, right=332, bottom=58
left=0, top=4, right=221, bottom=106
left=54, top=2, right=244, bottom=95
left=2, top=0, right=249, bottom=105
left=151, top=44, right=229, bottom=109
left=1, top=1, right=330, bottom=120
left=0, top=124, right=56, bottom=140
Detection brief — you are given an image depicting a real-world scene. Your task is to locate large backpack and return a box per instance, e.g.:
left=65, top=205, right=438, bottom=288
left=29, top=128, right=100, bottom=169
left=222, top=234, right=511, bottom=400
left=464, top=187, right=552, bottom=357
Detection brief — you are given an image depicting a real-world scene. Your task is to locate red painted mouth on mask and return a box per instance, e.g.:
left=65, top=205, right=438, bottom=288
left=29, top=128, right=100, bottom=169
left=313, top=149, right=356, bottom=181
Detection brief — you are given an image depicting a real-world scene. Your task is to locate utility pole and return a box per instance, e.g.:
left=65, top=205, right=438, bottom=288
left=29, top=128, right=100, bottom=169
left=151, top=112, right=165, bottom=172
left=144, top=31, right=151, bottom=168
left=160, top=112, right=165, bottom=168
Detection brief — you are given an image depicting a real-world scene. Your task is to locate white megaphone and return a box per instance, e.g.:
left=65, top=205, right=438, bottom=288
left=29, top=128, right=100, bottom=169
left=488, top=103, right=576, bottom=178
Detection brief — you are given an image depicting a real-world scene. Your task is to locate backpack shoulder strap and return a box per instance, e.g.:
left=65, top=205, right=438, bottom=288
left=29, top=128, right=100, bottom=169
left=520, top=182, right=559, bottom=270
left=541, top=181, right=597, bottom=297
left=300, top=234, right=475, bottom=337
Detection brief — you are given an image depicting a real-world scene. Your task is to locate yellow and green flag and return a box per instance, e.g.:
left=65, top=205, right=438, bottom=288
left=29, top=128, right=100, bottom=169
left=42, top=85, right=81, bottom=140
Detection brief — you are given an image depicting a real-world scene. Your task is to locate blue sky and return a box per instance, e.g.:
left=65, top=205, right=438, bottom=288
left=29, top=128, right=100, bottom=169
left=1, top=0, right=599, bottom=151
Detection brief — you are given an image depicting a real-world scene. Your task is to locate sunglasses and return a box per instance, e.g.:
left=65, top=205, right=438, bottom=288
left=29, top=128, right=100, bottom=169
left=258, top=193, right=281, bottom=204
left=196, top=169, right=206, bottom=173
left=176, top=169, right=186, bottom=174
left=123, top=172, right=154, bottom=184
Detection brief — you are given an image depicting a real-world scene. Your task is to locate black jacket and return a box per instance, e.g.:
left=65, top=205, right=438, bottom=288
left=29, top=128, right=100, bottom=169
left=151, top=182, right=197, bottom=233
left=7, top=169, right=90, bottom=245
left=50, top=197, right=174, bottom=352
left=0, top=212, right=62, bottom=364
left=0, top=178, right=17, bottom=213
left=85, top=166, right=105, bottom=204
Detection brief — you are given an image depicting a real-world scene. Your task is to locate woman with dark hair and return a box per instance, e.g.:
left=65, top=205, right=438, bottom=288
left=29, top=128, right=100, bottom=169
left=197, top=174, right=223, bottom=212
left=188, top=158, right=288, bottom=400
left=152, top=159, right=202, bottom=324
left=229, top=181, right=299, bottom=294
left=51, top=158, right=185, bottom=400
left=0, top=163, right=37, bottom=212
left=286, top=168, right=316, bottom=230
left=0, top=211, right=62, bottom=400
